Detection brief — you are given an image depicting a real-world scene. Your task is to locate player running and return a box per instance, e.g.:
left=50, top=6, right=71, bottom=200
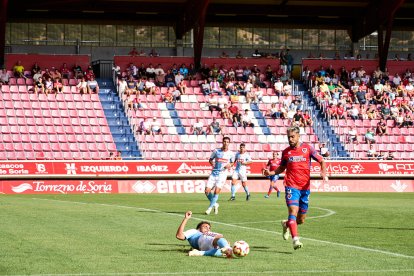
left=229, top=143, right=253, bottom=201
left=176, top=210, right=233, bottom=258
left=205, top=136, right=235, bottom=215
left=264, top=151, right=281, bottom=198
left=263, top=126, right=327, bottom=250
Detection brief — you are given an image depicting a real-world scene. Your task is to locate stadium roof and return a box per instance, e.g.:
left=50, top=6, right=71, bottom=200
left=3, top=0, right=414, bottom=68
left=6, top=0, right=414, bottom=40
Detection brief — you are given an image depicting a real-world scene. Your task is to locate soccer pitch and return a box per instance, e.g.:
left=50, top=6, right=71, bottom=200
left=1, top=193, right=413, bottom=275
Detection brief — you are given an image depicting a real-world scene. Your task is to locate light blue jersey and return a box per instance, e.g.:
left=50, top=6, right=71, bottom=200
left=184, top=229, right=219, bottom=251
left=234, top=152, right=252, bottom=173
left=209, top=148, right=235, bottom=176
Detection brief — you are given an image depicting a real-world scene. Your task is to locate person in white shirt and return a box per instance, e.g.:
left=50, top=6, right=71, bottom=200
left=274, top=78, right=283, bottom=95
left=283, top=80, right=292, bottom=96
left=150, top=117, right=162, bottom=135
left=241, top=109, right=254, bottom=128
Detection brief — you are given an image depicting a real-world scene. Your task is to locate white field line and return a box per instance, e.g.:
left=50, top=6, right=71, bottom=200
left=32, top=198, right=414, bottom=260
left=232, top=207, right=336, bottom=225
left=10, top=268, right=414, bottom=276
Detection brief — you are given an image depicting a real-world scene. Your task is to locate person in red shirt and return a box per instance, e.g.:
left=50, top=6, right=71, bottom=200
left=263, top=126, right=327, bottom=250
left=263, top=151, right=281, bottom=198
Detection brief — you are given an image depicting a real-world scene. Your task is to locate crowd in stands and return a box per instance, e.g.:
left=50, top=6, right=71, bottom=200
left=305, top=63, right=414, bottom=159
left=0, top=60, right=100, bottom=95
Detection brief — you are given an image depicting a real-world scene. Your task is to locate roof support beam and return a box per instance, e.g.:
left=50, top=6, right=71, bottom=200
left=0, top=0, right=8, bottom=68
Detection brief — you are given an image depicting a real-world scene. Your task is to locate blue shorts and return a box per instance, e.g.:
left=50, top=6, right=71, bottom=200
left=266, top=175, right=280, bottom=182
left=285, top=187, right=310, bottom=214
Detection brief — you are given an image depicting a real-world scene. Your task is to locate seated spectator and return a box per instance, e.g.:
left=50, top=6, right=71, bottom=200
left=164, top=69, right=175, bottom=87
left=235, top=51, right=243, bottom=59
left=144, top=79, right=157, bottom=95
left=31, top=62, right=41, bottom=76
left=347, top=126, right=359, bottom=144
left=61, top=63, right=71, bottom=79
left=118, top=77, right=128, bottom=95
left=207, top=94, right=221, bottom=113
left=85, top=66, right=95, bottom=81
left=246, top=88, right=256, bottom=104
left=146, top=63, right=156, bottom=79
left=137, top=117, right=151, bottom=135
left=273, top=78, right=283, bottom=95
left=376, top=118, right=387, bottom=136
left=53, top=78, right=63, bottom=93
left=201, top=79, right=211, bottom=95
left=266, top=103, right=280, bottom=119
left=76, top=77, right=88, bottom=94
left=228, top=102, right=241, bottom=127
left=220, top=103, right=232, bottom=120
left=191, top=118, right=206, bottom=135
left=367, top=144, right=378, bottom=160
left=114, top=151, right=122, bottom=160
left=208, top=118, right=223, bottom=135
left=365, top=128, right=376, bottom=144
left=162, top=88, right=174, bottom=103
left=13, top=60, right=25, bottom=78
left=125, top=76, right=138, bottom=95
left=319, top=142, right=330, bottom=158
left=210, top=78, right=222, bottom=95
left=50, top=67, right=62, bottom=80
left=72, top=63, right=83, bottom=79
left=0, top=68, right=10, bottom=85
left=402, top=110, right=413, bottom=127
left=282, top=80, right=292, bottom=96
left=34, top=77, right=45, bottom=94
left=292, top=109, right=304, bottom=127
left=255, top=87, right=264, bottom=103
left=129, top=47, right=139, bottom=57
left=87, top=76, right=99, bottom=94
left=177, top=80, right=187, bottom=95
left=219, top=51, right=229, bottom=58
left=44, top=77, right=54, bottom=95
left=241, top=109, right=254, bottom=128
left=302, top=110, right=313, bottom=126
left=150, top=117, right=162, bottom=135
left=376, top=151, right=385, bottom=160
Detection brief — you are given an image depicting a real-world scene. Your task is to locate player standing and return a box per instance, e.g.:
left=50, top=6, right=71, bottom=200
left=229, top=143, right=252, bottom=201
left=264, top=151, right=281, bottom=198
left=263, top=126, right=327, bottom=250
left=205, top=136, right=235, bottom=215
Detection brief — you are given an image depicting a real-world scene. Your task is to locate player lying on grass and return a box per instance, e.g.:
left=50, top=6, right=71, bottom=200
left=176, top=211, right=233, bottom=258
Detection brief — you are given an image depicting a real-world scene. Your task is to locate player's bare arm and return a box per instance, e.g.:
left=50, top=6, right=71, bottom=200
left=319, top=159, right=328, bottom=182
left=176, top=211, right=192, bottom=240
left=263, top=165, right=286, bottom=176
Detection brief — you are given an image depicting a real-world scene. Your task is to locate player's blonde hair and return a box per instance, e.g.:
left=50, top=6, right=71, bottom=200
left=287, top=126, right=300, bottom=134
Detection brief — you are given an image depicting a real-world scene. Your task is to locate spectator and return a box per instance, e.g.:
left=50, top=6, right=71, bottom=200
left=34, top=77, right=45, bottom=94
left=241, top=109, right=254, bottom=128
left=367, top=144, right=378, bottom=160
left=50, top=67, right=62, bottom=80
left=365, top=128, right=376, bottom=144
left=150, top=117, right=162, bottom=135
left=53, top=78, right=63, bottom=94
left=220, top=103, right=232, bottom=120
left=13, top=60, right=25, bottom=78
left=129, top=47, right=139, bottom=57
left=72, top=63, right=83, bottom=79
left=146, top=63, right=156, bottom=79
left=376, top=118, right=387, bottom=136
left=164, top=69, right=175, bottom=87
left=191, top=118, right=206, bottom=135
left=208, top=118, right=223, bottom=135
left=210, top=78, right=222, bottom=95
left=144, top=78, right=157, bottom=95
left=61, top=63, right=71, bottom=79
left=87, top=76, right=99, bottom=94
left=347, top=126, right=359, bottom=144
left=44, top=77, right=54, bottom=95
left=302, top=110, right=313, bottom=126
left=292, top=109, right=304, bottom=127
left=228, top=102, right=241, bottom=127
left=201, top=79, right=211, bottom=95
left=31, top=62, right=41, bottom=76
left=137, top=117, right=151, bottom=135
left=402, top=110, right=413, bottom=127
left=319, top=142, right=330, bottom=158
left=177, top=80, right=187, bottom=95
left=0, top=68, right=10, bottom=85
left=149, top=49, right=159, bottom=57
left=282, top=80, right=292, bottom=96
left=266, top=103, right=280, bottom=119
left=235, top=51, right=243, bottom=59
left=162, top=88, right=174, bottom=103
left=274, top=78, right=283, bottom=95
left=76, top=77, right=88, bottom=94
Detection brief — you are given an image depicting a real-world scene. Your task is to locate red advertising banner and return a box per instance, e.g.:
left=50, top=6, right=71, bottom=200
left=1, top=179, right=412, bottom=194
left=1, top=160, right=414, bottom=177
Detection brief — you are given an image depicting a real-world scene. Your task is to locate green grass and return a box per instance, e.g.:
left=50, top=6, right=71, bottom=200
left=0, top=193, right=413, bottom=275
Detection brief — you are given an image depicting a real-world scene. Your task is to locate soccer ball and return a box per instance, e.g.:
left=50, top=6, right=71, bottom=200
left=232, top=240, right=250, bottom=257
